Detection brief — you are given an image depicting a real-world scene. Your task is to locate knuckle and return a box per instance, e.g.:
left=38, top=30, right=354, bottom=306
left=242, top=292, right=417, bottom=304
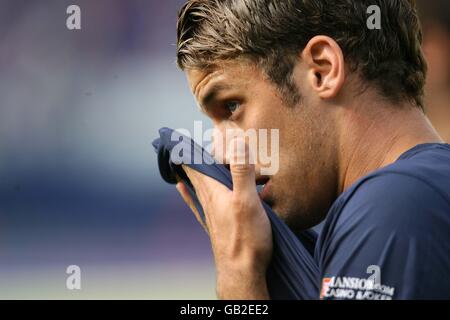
left=231, top=163, right=251, bottom=176
left=231, top=193, right=244, bottom=206
left=231, top=194, right=254, bottom=212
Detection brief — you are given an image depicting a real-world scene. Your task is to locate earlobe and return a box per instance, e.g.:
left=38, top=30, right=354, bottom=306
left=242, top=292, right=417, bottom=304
left=303, top=36, right=345, bottom=99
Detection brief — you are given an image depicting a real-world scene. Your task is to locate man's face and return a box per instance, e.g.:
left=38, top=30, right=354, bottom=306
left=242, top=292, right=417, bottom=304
left=187, top=60, right=337, bottom=231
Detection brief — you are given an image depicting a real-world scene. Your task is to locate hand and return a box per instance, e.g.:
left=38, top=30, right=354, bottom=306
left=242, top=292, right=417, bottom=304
left=175, top=138, right=273, bottom=300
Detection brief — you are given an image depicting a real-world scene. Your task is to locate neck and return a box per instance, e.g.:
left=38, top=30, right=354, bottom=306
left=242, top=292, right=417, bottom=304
left=338, top=100, right=443, bottom=193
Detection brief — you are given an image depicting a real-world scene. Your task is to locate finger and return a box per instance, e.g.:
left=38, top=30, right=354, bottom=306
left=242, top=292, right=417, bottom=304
left=182, top=164, right=230, bottom=201
left=229, top=137, right=257, bottom=195
left=182, top=165, right=208, bottom=195
left=176, top=182, right=209, bottom=234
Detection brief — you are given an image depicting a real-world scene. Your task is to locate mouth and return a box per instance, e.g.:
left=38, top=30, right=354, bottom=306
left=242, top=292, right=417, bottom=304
left=256, top=176, right=272, bottom=201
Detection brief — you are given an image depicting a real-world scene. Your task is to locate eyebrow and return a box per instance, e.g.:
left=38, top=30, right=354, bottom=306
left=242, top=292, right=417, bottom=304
left=199, top=83, right=233, bottom=112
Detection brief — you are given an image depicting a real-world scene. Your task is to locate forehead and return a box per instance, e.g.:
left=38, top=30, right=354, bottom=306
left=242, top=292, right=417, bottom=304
left=186, top=61, right=263, bottom=93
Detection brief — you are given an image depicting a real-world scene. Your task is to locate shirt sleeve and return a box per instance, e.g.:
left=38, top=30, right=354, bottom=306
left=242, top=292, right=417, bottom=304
left=319, top=173, right=450, bottom=300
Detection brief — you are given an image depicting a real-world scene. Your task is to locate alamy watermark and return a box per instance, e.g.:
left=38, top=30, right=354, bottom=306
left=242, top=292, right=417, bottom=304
left=66, top=5, right=81, bottom=30
left=170, top=121, right=280, bottom=176
left=66, top=265, right=81, bottom=290
left=64, top=4, right=379, bottom=31
left=367, top=5, right=381, bottom=30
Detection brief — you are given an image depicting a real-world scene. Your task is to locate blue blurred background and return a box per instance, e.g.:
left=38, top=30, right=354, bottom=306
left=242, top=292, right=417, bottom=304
left=0, top=0, right=216, bottom=299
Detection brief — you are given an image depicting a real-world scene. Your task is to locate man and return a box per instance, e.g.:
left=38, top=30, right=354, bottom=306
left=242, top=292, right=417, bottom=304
left=173, top=0, right=450, bottom=299
left=417, top=0, right=450, bottom=142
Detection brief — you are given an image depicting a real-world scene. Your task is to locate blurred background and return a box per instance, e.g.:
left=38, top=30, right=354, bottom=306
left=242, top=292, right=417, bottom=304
left=0, top=0, right=215, bottom=299
left=0, top=0, right=448, bottom=299
left=417, top=0, right=450, bottom=142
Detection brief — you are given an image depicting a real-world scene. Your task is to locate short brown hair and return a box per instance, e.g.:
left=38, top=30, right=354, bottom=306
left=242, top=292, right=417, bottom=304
left=177, top=0, right=427, bottom=109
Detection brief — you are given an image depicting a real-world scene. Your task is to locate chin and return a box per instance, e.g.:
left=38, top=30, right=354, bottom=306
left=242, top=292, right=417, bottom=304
left=269, top=202, right=292, bottom=224
left=272, top=202, right=322, bottom=232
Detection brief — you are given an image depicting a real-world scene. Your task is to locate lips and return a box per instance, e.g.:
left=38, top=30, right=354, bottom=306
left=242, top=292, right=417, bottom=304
left=256, top=176, right=271, bottom=201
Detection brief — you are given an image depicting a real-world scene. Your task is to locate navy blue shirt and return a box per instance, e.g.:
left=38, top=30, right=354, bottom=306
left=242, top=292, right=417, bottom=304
left=154, top=129, right=450, bottom=299
left=316, top=143, right=450, bottom=299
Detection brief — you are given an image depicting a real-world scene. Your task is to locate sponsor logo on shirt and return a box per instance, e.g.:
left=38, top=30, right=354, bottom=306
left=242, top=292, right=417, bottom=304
left=320, top=276, right=395, bottom=300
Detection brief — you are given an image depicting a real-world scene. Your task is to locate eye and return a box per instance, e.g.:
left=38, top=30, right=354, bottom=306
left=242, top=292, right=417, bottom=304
left=225, top=101, right=241, bottom=114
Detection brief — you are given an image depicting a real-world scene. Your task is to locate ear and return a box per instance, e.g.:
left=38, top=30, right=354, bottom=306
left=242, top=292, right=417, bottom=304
left=301, top=36, right=345, bottom=99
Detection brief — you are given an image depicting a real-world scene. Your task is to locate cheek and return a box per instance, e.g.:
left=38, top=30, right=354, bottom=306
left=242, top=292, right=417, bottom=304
left=245, top=105, right=288, bottom=171
left=240, top=98, right=302, bottom=175
left=243, top=96, right=288, bottom=130
left=241, top=108, right=270, bottom=131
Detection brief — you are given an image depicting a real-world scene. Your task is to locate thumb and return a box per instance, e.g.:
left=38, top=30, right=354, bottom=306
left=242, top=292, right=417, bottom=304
left=229, top=137, right=256, bottom=195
